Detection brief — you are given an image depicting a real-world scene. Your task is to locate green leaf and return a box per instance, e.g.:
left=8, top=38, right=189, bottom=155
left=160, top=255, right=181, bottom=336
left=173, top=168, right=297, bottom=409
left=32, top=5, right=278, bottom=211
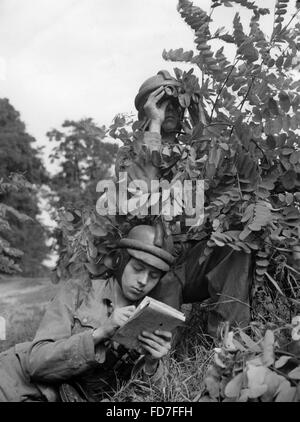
left=162, top=48, right=194, bottom=62
left=275, top=381, right=296, bottom=402
left=275, top=356, right=292, bottom=369
left=232, top=338, right=247, bottom=351
left=282, top=115, right=291, bottom=132
left=88, top=242, right=98, bottom=259
left=89, top=224, right=107, bottom=237
left=270, top=118, right=282, bottom=135
left=179, top=93, right=191, bottom=108
left=267, top=58, right=275, bottom=68
left=213, top=238, right=225, bottom=247
left=284, top=55, right=293, bottom=69
left=276, top=2, right=288, bottom=8
left=286, top=192, right=294, bottom=205
left=281, top=170, right=297, bottom=189
left=281, top=148, right=294, bottom=155
left=291, top=115, right=299, bottom=131
left=241, top=204, right=254, bottom=223
left=248, top=223, right=261, bottom=231
left=239, top=227, right=251, bottom=241
left=266, top=135, right=276, bottom=149
left=290, top=151, right=300, bottom=165
left=225, top=373, right=244, bottom=398
left=65, top=212, right=75, bottom=222
left=220, top=142, right=229, bottom=150
left=235, top=241, right=251, bottom=253
left=202, top=49, right=214, bottom=58
left=220, top=34, right=235, bottom=43
left=268, top=98, right=279, bottom=116
left=239, top=43, right=259, bottom=62
left=262, top=330, right=274, bottom=366
left=162, top=146, right=171, bottom=157
left=204, top=376, right=220, bottom=398
left=239, top=330, right=261, bottom=352
left=256, top=268, right=267, bottom=276
left=275, top=8, right=287, bottom=15
left=261, top=370, right=285, bottom=402
left=196, top=42, right=210, bottom=51
left=279, top=92, right=291, bottom=113
left=265, top=272, right=285, bottom=296
left=288, top=367, right=300, bottom=380
left=276, top=56, right=284, bottom=67
left=247, top=365, right=268, bottom=398
left=256, top=259, right=269, bottom=267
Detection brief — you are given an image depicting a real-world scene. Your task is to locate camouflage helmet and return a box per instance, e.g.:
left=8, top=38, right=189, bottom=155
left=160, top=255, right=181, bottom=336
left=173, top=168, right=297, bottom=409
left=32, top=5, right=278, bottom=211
left=135, top=70, right=181, bottom=119
left=118, top=224, right=175, bottom=272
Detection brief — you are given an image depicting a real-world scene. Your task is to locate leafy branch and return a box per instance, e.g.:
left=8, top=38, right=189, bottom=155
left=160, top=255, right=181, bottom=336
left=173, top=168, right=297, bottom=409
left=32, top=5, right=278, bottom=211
left=209, top=57, right=240, bottom=122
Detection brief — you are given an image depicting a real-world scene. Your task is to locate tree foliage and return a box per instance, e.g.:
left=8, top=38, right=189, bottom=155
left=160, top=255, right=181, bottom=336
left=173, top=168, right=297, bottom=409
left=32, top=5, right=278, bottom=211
left=47, top=118, right=119, bottom=282
left=0, top=173, right=32, bottom=274
left=0, top=98, right=50, bottom=276
left=48, top=119, right=118, bottom=209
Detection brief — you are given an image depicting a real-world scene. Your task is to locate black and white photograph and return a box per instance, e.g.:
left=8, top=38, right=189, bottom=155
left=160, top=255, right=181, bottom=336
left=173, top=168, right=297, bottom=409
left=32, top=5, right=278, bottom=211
left=0, top=0, right=300, bottom=406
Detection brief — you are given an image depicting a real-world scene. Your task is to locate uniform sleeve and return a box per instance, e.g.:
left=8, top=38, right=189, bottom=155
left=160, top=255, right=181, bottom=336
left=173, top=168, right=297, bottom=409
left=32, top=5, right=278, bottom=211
left=27, top=279, right=98, bottom=383
left=142, top=359, right=166, bottom=386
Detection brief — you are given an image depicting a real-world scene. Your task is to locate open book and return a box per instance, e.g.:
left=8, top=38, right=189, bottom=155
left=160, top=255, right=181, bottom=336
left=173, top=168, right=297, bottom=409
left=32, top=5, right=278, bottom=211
left=112, top=296, right=186, bottom=351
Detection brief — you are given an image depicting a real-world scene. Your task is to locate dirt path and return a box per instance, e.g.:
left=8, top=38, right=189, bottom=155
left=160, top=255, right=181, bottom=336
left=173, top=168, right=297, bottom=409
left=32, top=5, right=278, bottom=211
left=0, top=277, right=58, bottom=352
left=0, top=276, right=57, bottom=306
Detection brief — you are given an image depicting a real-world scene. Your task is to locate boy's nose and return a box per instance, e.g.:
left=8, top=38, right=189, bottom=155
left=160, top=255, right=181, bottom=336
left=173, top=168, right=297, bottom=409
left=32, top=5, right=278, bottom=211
left=137, top=272, right=148, bottom=286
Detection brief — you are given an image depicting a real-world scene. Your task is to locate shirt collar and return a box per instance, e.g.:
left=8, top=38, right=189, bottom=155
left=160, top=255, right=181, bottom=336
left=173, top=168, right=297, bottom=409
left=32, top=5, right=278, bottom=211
left=91, top=276, right=116, bottom=306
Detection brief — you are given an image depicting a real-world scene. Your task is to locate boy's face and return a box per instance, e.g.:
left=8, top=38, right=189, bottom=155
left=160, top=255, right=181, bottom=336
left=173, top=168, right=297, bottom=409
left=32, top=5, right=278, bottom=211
left=121, top=257, right=163, bottom=301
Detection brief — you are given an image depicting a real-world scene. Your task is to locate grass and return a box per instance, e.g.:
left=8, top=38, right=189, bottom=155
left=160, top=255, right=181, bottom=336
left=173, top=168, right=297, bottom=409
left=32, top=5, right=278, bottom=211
left=109, top=342, right=214, bottom=402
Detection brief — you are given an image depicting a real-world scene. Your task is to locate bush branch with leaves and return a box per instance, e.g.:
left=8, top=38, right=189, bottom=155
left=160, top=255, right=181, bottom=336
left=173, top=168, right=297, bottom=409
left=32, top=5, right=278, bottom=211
left=158, top=0, right=300, bottom=320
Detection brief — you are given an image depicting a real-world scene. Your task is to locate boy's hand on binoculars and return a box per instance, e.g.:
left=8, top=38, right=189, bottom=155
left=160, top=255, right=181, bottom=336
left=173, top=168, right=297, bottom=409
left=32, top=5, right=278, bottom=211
left=144, top=86, right=168, bottom=125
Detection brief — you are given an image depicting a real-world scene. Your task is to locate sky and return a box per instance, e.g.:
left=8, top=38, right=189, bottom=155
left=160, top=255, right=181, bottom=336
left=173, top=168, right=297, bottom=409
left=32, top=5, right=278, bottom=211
left=0, top=0, right=283, bottom=169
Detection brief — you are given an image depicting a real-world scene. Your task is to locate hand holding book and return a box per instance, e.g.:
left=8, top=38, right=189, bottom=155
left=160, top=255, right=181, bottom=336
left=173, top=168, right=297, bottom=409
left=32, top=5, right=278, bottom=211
left=112, top=296, right=186, bottom=351
left=138, top=329, right=172, bottom=361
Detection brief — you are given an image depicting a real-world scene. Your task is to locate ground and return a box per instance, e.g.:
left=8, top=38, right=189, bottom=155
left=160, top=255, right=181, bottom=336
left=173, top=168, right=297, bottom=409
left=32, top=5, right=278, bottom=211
left=0, top=276, right=58, bottom=352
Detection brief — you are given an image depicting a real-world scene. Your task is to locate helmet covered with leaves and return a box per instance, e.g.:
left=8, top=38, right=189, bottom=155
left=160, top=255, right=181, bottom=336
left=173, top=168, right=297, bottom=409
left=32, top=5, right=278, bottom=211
left=118, top=224, right=175, bottom=272
left=135, top=70, right=181, bottom=120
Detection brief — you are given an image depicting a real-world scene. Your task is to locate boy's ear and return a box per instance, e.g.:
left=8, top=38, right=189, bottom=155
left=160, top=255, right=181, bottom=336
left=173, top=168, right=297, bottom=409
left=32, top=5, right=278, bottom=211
left=104, top=250, right=122, bottom=270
